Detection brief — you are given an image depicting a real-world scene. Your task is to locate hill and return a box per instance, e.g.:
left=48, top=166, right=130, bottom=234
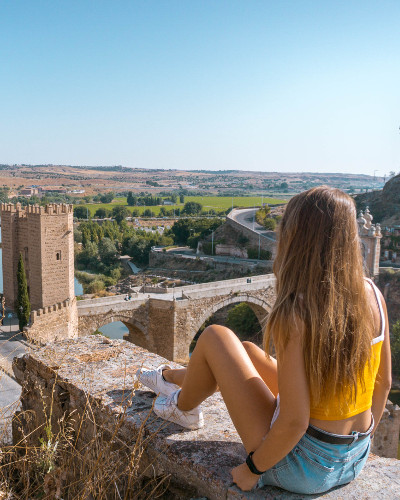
left=355, top=174, right=400, bottom=225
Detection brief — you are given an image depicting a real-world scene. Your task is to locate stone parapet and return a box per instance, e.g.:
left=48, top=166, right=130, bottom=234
left=12, top=337, right=400, bottom=499
left=24, top=298, right=78, bottom=344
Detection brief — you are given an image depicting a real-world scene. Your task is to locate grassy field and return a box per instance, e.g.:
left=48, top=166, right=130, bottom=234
left=80, top=195, right=286, bottom=217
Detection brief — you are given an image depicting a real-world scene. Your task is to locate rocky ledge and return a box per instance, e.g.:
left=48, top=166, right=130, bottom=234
left=13, top=336, right=400, bottom=499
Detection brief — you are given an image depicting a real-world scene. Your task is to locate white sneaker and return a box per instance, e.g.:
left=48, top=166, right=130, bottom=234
left=136, top=364, right=179, bottom=396
left=153, top=389, right=204, bottom=430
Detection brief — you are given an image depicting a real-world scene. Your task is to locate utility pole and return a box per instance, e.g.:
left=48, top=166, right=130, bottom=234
left=211, top=230, right=214, bottom=255
left=258, top=233, right=261, bottom=260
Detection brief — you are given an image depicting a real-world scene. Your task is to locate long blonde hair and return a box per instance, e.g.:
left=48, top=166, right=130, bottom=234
left=264, top=186, right=373, bottom=405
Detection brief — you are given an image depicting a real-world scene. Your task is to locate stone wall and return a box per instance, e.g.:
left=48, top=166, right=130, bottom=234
left=12, top=337, right=400, bottom=500
left=24, top=298, right=78, bottom=344
left=372, top=400, right=400, bottom=458
left=226, top=209, right=277, bottom=258
left=149, top=250, right=272, bottom=274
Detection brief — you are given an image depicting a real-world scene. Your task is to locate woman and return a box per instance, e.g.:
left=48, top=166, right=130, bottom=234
left=137, top=186, right=392, bottom=494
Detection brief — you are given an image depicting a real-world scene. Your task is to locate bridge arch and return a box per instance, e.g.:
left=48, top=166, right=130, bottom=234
left=78, top=312, right=152, bottom=351
left=191, top=293, right=272, bottom=346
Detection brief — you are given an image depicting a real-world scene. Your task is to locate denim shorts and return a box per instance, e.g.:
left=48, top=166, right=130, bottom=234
left=257, top=399, right=372, bottom=495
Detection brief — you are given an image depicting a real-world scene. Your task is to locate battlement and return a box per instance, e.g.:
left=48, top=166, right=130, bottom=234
left=0, top=203, right=73, bottom=216
left=24, top=298, right=78, bottom=344
left=30, top=298, right=73, bottom=322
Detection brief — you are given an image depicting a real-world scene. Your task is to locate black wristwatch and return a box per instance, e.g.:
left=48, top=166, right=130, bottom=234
left=246, top=451, right=265, bottom=475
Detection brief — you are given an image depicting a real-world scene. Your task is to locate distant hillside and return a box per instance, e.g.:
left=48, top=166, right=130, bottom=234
left=355, top=174, right=400, bottom=225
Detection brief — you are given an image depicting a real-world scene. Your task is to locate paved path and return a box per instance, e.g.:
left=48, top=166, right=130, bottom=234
left=0, top=313, right=25, bottom=444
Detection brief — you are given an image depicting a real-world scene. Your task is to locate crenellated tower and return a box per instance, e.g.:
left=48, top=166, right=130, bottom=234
left=0, top=203, right=75, bottom=311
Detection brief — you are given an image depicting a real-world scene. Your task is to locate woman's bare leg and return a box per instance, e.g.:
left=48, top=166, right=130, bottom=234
left=164, top=324, right=276, bottom=453
left=242, top=341, right=278, bottom=397
left=164, top=341, right=278, bottom=396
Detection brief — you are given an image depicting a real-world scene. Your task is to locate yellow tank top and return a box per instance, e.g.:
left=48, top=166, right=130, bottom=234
left=309, top=279, right=384, bottom=421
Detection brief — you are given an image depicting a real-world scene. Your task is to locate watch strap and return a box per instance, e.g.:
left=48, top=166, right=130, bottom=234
left=245, top=451, right=265, bottom=475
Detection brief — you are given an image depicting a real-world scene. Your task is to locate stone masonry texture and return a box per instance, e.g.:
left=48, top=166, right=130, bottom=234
left=0, top=203, right=74, bottom=311
left=13, top=337, right=400, bottom=499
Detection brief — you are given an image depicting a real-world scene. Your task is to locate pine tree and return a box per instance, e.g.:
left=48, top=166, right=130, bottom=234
left=17, top=253, right=31, bottom=330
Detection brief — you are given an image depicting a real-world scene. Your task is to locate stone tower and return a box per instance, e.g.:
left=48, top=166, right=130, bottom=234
left=0, top=203, right=75, bottom=311
left=357, top=207, right=382, bottom=277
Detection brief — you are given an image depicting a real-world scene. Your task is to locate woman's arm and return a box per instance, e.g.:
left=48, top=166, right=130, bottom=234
left=232, top=320, right=309, bottom=490
left=371, top=292, right=392, bottom=434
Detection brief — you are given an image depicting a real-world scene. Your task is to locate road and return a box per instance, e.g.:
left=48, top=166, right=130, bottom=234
left=229, top=208, right=276, bottom=241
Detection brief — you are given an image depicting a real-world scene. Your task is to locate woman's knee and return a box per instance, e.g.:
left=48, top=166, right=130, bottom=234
left=242, top=340, right=257, bottom=353
left=199, top=324, right=237, bottom=345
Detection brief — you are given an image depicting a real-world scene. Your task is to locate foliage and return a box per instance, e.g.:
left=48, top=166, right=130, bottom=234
left=94, top=207, right=110, bottom=219
left=98, top=238, right=118, bottom=266
left=17, top=253, right=31, bottom=330
left=99, top=191, right=115, bottom=203
left=86, top=279, right=106, bottom=294
left=111, top=205, right=129, bottom=224
left=170, top=218, right=223, bottom=245
left=238, top=235, right=249, bottom=247
left=74, top=206, right=89, bottom=219
left=142, top=208, right=155, bottom=218
left=226, top=303, right=261, bottom=341
left=392, top=320, right=400, bottom=376
left=79, top=195, right=284, bottom=217
left=247, top=248, right=272, bottom=260
left=255, top=206, right=271, bottom=226
left=0, top=187, right=10, bottom=202
left=182, top=201, right=202, bottom=216
left=127, top=192, right=161, bottom=207
left=73, top=228, right=83, bottom=243
left=0, top=375, right=164, bottom=498
left=264, top=217, right=277, bottom=230
left=122, top=232, right=173, bottom=266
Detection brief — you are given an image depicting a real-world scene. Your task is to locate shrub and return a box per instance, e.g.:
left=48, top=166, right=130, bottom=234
left=247, top=248, right=272, bottom=260
left=86, top=280, right=105, bottom=294
left=263, top=218, right=276, bottom=230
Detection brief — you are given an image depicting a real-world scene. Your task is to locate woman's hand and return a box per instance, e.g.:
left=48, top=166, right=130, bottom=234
left=231, top=462, right=260, bottom=491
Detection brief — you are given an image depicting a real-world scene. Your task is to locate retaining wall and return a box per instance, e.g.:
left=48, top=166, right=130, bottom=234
left=12, top=337, right=400, bottom=499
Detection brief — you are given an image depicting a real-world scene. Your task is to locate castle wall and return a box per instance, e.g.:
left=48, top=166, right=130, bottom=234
left=24, top=299, right=78, bottom=344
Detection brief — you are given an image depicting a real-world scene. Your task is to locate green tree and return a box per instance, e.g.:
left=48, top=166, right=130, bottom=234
left=98, top=237, right=118, bottom=266
left=17, top=253, right=31, bottom=330
left=127, top=191, right=137, bottom=206
left=179, top=194, right=185, bottom=203
left=94, top=208, right=110, bottom=219
left=100, top=192, right=115, bottom=203
left=143, top=208, right=155, bottom=217
left=182, top=201, right=202, bottom=216
left=74, top=206, right=89, bottom=219
left=226, top=303, right=260, bottom=341
left=391, top=320, right=400, bottom=376
left=111, top=206, right=129, bottom=224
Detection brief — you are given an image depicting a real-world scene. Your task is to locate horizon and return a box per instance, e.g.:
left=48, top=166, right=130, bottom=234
left=1, top=1, right=399, bottom=176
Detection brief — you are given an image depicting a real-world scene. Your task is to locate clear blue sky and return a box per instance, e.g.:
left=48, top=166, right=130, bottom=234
left=1, top=0, right=399, bottom=175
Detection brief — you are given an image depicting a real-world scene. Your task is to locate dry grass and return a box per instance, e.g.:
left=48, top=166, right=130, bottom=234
left=0, top=358, right=169, bottom=499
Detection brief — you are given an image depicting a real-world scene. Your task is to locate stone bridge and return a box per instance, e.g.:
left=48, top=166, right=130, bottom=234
left=77, top=274, right=276, bottom=363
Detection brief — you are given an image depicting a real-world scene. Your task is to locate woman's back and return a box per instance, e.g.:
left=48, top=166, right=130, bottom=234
left=309, top=278, right=388, bottom=435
